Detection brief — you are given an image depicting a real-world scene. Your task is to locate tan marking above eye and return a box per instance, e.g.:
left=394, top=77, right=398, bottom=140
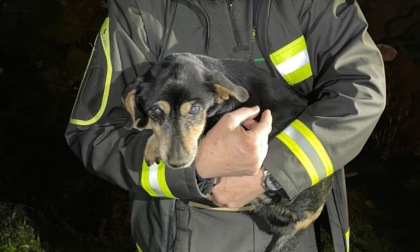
left=155, top=101, right=171, bottom=115
left=180, top=102, right=193, bottom=116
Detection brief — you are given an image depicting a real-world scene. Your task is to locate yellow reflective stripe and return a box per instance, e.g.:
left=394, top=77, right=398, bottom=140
left=270, top=36, right=307, bottom=65
left=136, top=243, right=143, bottom=252
left=277, top=132, right=319, bottom=185
left=291, top=120, right=334, bottom=176
left=69, top=17, right=112, bottom=125
left=141, top=159, right=158, bottom=197
left=141, top=160, right=175, bottom=198
left=157, top=162, right=176, bottom=198
left=277, top=119, right=334, bottom=184
left=345, top=229, right=350, bottom=252
left=269, top=35, right=312, bottom=85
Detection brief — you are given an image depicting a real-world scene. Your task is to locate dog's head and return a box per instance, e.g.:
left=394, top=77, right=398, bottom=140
left=124, top=53, right=249, bottom=168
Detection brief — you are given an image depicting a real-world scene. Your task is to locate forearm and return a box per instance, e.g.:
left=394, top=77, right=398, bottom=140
left=65, top=120, right=146, bottom=189
left=263, top=0, right=386, bottom=199
left=65, top=4, right=208, bottom=200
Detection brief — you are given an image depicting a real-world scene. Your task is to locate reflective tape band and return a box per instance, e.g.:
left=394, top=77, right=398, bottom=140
left=269, top=35, right=312, bottom=85
left=345, top=229, right=350, bottom=252
left=141, top=159, right=175, bottom=198
left=282, top=62, right=312, bottom=86
left=277, top=132, right=319, bottom=184
left=277, top=119, right=333, bottom=185
left=291, top=120, right=334, bottom=176
left=70, top=17, right=112, bottom=125
left=274, top=50, right=309, bottom=75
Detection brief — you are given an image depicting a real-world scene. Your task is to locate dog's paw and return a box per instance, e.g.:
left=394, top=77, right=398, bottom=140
left=144, top=134, right=160, bottom=166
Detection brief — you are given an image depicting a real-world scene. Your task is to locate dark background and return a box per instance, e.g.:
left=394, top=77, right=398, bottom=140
left=0, top=0, right=419, bottom=251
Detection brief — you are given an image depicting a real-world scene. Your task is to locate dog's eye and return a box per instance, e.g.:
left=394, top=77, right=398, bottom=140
left=189, top=105, right=200, bottom=115
left=150, top=108, right=163, bottom=119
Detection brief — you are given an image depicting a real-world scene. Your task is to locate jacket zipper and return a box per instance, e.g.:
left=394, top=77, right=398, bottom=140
left=227, top=0, right=249, bottom=52
left=228, top=0, right=235, bottom=11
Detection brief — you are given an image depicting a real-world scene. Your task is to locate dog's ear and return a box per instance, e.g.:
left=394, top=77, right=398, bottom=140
left=210, top=72, right=249, bottom=103
left=123, top=89, right=140, bottom=128
left=122, top=77, right=151, bottom=130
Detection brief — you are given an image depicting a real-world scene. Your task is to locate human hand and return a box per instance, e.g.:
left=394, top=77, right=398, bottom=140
left=209, top=168, right=266, bottom=208
left=195, top=106, right=272, bottom=179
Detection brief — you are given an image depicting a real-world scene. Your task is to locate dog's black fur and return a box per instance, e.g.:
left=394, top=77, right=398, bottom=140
left=124, top=53, right=334, bottom=252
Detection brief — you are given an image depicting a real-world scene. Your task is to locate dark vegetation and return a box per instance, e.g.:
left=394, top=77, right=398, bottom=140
left=0, top=0, right=419, bottom=251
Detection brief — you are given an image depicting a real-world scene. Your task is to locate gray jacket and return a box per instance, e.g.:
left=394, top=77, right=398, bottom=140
left=65, top=0, right=386, bottom=251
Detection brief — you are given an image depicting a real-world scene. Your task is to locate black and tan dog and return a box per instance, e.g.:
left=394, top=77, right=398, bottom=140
left=124, top=52, right=333, bottom=252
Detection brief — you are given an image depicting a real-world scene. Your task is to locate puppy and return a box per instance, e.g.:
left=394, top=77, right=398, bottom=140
left=124, top=52, right=333, bottom=251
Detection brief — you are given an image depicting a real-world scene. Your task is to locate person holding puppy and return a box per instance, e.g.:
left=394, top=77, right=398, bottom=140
left=65, top=0, right=386, bottom=251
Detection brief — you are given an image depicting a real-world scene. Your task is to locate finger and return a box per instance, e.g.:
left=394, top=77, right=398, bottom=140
left=207, top=194, right=225, bottom=207
left=241, top=118, right=258, bottom=130
left=260, top=109, right=273, bottom=127
left=225, top=106, right=260, bottom=126
left=212, top=201, right=227, bottom=207
left=248, top=109, right=272, bottom=136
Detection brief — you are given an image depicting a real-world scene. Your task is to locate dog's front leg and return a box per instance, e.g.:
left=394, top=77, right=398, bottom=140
left=144, top=134, right=160, bottom=166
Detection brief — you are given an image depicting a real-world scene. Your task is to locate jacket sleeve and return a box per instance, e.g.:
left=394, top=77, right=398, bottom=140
left=64, top=0, right=210, bottom=199
left=263, top=0, right=386, bottom=199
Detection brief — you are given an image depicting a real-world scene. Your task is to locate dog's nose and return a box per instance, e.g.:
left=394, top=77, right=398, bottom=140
left=167, top=162, right=189, bottom=169
left=166, top=142, right=194, bottom=169
left=166, top=152, right=191, bottom=169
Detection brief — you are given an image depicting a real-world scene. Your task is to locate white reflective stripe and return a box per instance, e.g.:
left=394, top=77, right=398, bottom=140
left=274, top=49, right=309, bottom=76
left=283, top=124, right=327, bottom=180
left=148, top=163, right=166, bottom=197
left=141, top=160, right=176, bottom=198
